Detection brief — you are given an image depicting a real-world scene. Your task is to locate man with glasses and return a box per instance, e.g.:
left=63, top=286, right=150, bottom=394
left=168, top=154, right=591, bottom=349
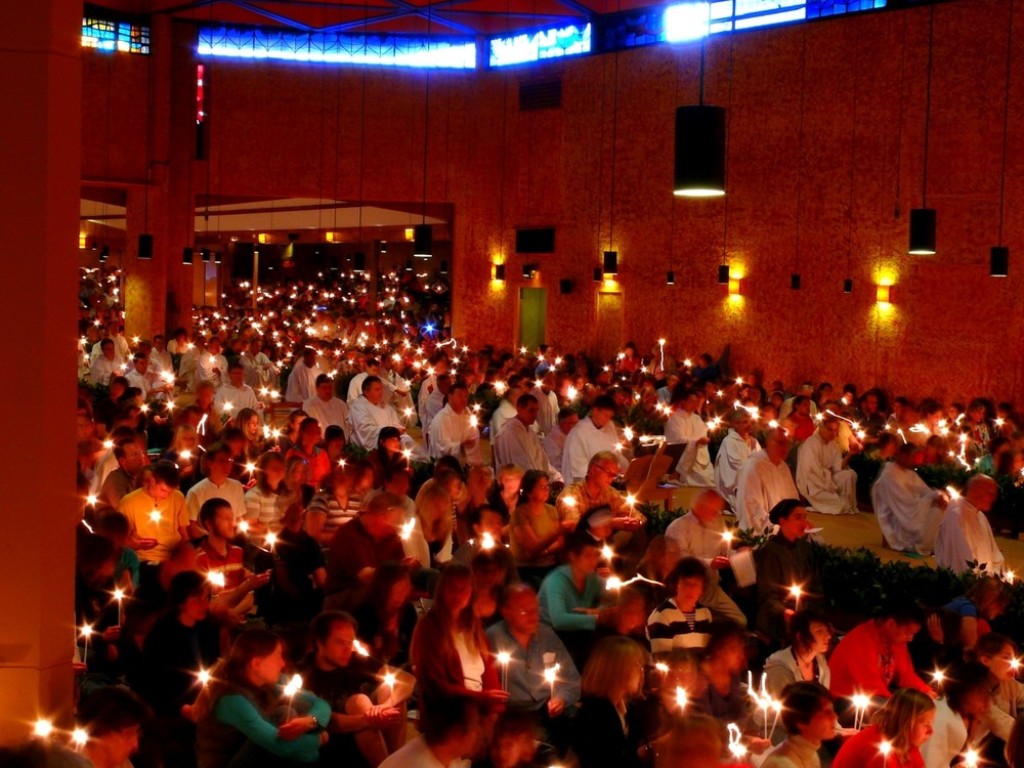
left=555, top=451, right=636, bottom=532
left=795, top=415, right=859, bottom=516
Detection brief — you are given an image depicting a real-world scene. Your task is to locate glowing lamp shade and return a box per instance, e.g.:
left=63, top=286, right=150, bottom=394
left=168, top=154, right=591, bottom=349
left=79, top=232, right=87, bottom=249
left=674, top=105, right=726, bottom=198
left=876, top=284, right=892, bottom=304
left=413, top=224, right=432, bottom=258
left=991, top=246, right=1009, bottom=277
left=728, top=277, right=741, bottom=296
left=326, top=231, right=338, bottom=243
left=404, top=227, right=415, bottom=241
left=603, top=250, right=618, bottom=276
left=908, top=208, right=937, bottom=255
left=257, top=233, right=269, bottom=244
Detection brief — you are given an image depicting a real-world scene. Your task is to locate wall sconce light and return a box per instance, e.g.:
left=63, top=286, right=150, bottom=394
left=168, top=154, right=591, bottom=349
left=494, top=263, right=506, bottom=281
left=99, top=245, right=109, bottom=263
left=182, top=247, right=194, bottom=265
left=593, top=267, right=602, bottom=283
left=79, top=232, right=87, bottom=249
left=413, top=225, right=432, bottom=258
left=991, top=246, right=1009, bottom=277
left=717, top=264, right=730, bottom=284
left=523, top=263, right=538, bottom=279
left=728, top=277, right=741, bottom=296
left=137, top=234, right=153, bottom=260
left=875, top=284, right=892, bottom=304
left=602, top=250, right=619, bottom=277
left=908, top=208, right=937, bottom=255
left=326, top=232, right=338, bottom=243
left=666, top=271, right=675, bottom=285
left=353, top=252, right=366, bottom=273
left=201, top=248, right=211, bottom=262
left=404, top=227, right=415, bottom=241
left=214, top=250, right=222, bottom=264
left=257, top=233, right=269, bottom=244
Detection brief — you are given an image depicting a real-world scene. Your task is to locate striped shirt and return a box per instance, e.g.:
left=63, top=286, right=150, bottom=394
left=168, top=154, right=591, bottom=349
left=646, top=598, right=713, bottom=654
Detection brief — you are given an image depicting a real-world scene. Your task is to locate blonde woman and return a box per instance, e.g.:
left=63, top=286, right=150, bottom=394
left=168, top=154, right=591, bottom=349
left=405, top=483, right=454, bottom=568
left=570, top=635, right=648, bottom=768
left=833, top=688, right=937, bottom=768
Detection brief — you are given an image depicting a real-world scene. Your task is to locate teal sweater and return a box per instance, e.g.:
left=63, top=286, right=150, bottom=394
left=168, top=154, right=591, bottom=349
left=538, top=564, right=604, bottom=632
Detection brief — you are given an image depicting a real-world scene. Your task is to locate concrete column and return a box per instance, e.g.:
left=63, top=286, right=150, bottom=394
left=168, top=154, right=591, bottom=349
left=0, top=0, right=81, bottom=743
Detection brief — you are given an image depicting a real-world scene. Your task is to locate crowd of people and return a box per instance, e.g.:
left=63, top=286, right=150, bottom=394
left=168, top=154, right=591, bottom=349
left=38, top=269, right=1024, bottom=768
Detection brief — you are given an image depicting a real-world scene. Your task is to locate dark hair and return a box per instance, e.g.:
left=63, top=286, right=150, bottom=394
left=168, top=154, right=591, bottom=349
left=168, top=570, right=208, bottom=612
left=361, top=375, right=382, bottom=393
left=666, top=556, right=709, bottom=592
left=516, top=393, right=538, bottom=409
left=378, top=426, right=402, bottom=444
left=942, top=660, right=992, bottom=714
left=199, top=497, right=233, bottom=530
left=565, top=531, right=600, bottom=557
left=591, top=394, right=616, bottom=412
left=975, top=632, right=1016, bottom=660
left=76, top=533, right=116, bottom=576
left=150, top=459, right=181, bottom=488
left=315, top=373, right=332, bottom=387
left=310, top=610, right=358, bottom=646
left=469, top=504, right=502, bottom=529
left=779, top=682, right=833, bottom=735
left=78, top=686, right=151, bottom=737
left=96, top=511, right=130, bottom=539
left=219, top=627, right=282, bottom=695
left=703, top=620, right=748, bottom=659
left=768, top=498, right=804, bottom=525
left=324, top=425, right=346, bottom=444
left=420, top=695, right=480, bottom=746
left=790, top=608, right=832, bottom=652
left=519, top=469, right=549, bottom=500
left=874, top=601, right=925, bottom=626
left=557, top=407, right=577, bottom=422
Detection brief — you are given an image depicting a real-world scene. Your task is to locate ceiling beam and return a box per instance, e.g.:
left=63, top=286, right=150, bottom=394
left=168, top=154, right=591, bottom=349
left=225, top=0, right=318, bottom=30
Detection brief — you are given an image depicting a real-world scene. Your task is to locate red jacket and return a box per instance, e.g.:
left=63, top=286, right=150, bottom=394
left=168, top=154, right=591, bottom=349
left=833, top=725, right=925, bottom=768
left=829, top=620, right=932, bottom=699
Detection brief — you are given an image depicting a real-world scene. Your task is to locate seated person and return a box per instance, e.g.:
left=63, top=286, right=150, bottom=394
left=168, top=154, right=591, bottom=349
left=764, top=608, right=833, bottom=698
left=975, top=633, right=1024, bottom=746
left=510, top=470, right=564, bottom=586
left=193, top=627, right=331, bottom=767
left=471, top=711, right=541, bottom=768
left=271, top=500, right=328, bottom=628
left=795, top=416, right=858, bottom=516
left=829, top=603, right=935, bottom=718
left=77, top=686, right=151, bottom=768
left=761, top=682, right=838, bottom=768
left=379, top=696, right=482, bottom=768
left=944, top=577, right=1010, bottom=652
left=920, top=661, right=992, bottom=768
left=299, top=611, right=407, bottom=767
left=351, top=562, right=419, bottom=668
left=194, top=498, right=271, bottom=620
left=734, top=428, right=800, bottom=536
left=754, top=500, right=822, bottom=645
left=935, top=474, right=1005, bottom=575
left=871, top=443, right=948, bottom=555
left=646, top=557, right=713, bottom=654
left=833, top=688, right=936, bottom=768
left=695, top=622, right=757, bottom=727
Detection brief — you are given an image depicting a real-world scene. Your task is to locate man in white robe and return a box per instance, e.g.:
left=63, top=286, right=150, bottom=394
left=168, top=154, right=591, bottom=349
left=427, top=382, right=482, bottom=465
left=126, top=353, right=172, bottom=402
left=714, top=409, right=761, bottom=508
left=284, top=346, right=323, bottom=403
left=530, top=371, right=560, bottom=437
left=421, top=374, right=451, bottom=439
left=89, top=339, right=121, bottom=386
left=90, top=320, right=131, bottom=365
left=492, top=394, right=562, bottom=481
left=416, top=354, right=449, bottom=422
left=195, top=337, right=229, bottom=390
left=303, top=374, right=352, bottom=443
left=240, top=338, right=279, bottom=391
left=346, top=358, right=381, bottom=402
left=561, top=395, right=628, bottom=483
left=544, top=408, right=578, bottom=475
left=735, top=429, right=799, bottom=535
left=796, top=417, right=858, bottom=515
left=871, top=443, right=948, bottom=554
left=150, top=335, right=173, bottom=376
left=935, top=474, right=1004, bottom=574
left=664, top=389, right=714, bottom=486
left=177, top=338, right=202, bottom=391
left=489, top=374, right=527, bottom=441
left=349, top=376, right=421, bottom=458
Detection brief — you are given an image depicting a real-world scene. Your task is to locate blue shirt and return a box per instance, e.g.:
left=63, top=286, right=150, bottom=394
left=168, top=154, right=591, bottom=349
left=944, top=595, right=979, bottom=618
left=487, top=621, right=581, bottom=710
left=537, top=564, right=604, bottom=632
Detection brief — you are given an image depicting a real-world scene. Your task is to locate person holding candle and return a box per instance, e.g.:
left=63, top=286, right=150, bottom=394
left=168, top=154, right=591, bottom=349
left=872, top=443, right=949, bottom=555
left=919, top=661, right=993, bottom=768
left=214, top=361, right=260, bottom=417
left=378, top=695, right=483, bottom=768
left=487, top=584, right=580, bottom=750
left=197, top=336, right=229, bottom=390
left=795, top=416, right=859, bottom=516
left=98, top=434, right=147, bottom=513
left=285, top=346, right=324, bottom=404
left=278, top=409, right=310, bottom=455
left=754, top=500, right=823, bottom=645
left=488, top=464, right=526, bottom=526
left=428, top=381, right=483, bottom=466
left=404, top=483, right=455, bottom=569
left=285, top=417, right=332, bottom=490
left=163, top=424, right=201, bottom=494
left=833, top=688, right=936, bottom=768
left=193, top=627, right=331, bottom=768
left=510, top=470, right=564, bottom=586
left=543, top=407, right=580, bottom=478
left=664, top=488, right=748, bottom=628
left=974, top=633, right=1024, bottom=749
left=934, top=474, right=1005, bottom=576
left=646, top=556, right=713, bottom=654
left=569, top=635, right=648, bottom=768
left=715, top=409, right=762, bottom=510
left=300, top=611, right=406, bottom=767
left=410, top=564, right=508, bottom=711
left=664, top=387, right=715, bottom=487
left=349, top=377, right=412, bottom=453
left=118, top=460, right=187, bottom=563
left=761, top=682, right=838, bottom=768
left=235, top=407, right=267, bottom=461
left=243, top=451, right=288, bottom=536
left=695, top=621, right=757, bottom=726
left=195, top=498, right=272, bottom=618
left=829, top=603, right=935, bottom=717
left=352, top=562, right=418, bottom=667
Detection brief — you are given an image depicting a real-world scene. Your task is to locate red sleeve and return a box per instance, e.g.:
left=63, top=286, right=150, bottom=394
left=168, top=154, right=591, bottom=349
left=829, top=624, right=891, bottom=699
left=894, top=644, right=933, bottom=695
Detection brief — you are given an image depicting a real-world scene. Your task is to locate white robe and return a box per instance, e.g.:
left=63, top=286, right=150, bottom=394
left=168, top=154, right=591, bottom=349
left=734, top=450, right=799, bottom=535
left=196, top=353, right=228, bottom=389
left=422, top=388, right=447, bottom=438
left=492, top=417, right=562, bottom=480
left=489, top=399, right=518, bottom=442
left=935, top=497, right=1005, bottom=575
left=151, top=348, right=173, bottom=375
left=715, top=429, right=761, bottom=508
left=303, top=395, right=352, bottom=442
left=871, top=462, right=943, bottom=554
left=795, top=431, right=857, bottom=515
left=214, top=383, right=259, bottom=415
left=561, top=417, right=627, bottom=483
left=427, top=404, right=482, bottom=465
left=284, top=361, right=322, bottom=403
left=664, top=409, right=714, bottom=486
left=347, top=372, right=369, bottom=403
left=531, top=386, right=559, bottom=436
left=348, top=395, right=404, bottom=451
left=89, top=355, right=120, bottom=387
left=543, top=428, right=568, bottom=474
left=241, top=351, right=278, bottom=390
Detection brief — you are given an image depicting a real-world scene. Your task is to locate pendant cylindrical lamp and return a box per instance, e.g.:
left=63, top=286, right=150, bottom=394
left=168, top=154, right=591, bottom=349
left=603, top=250, right=618, bottom=277
left=413, top=224, right=432, bottom=258
left=991, top=246, right=1009, bottom=277
left=674, top=105, right=726, bottom=198
left=908, top=208, right=937, bottom=255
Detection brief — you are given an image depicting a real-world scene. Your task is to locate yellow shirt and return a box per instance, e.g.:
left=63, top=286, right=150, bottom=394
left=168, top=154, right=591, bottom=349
left=119, top=488, right=189, bottom=562
left=555, top=481, right=627, bottom=526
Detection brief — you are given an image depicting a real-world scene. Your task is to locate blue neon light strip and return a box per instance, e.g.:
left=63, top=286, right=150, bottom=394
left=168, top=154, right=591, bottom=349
left=488, top=23, right=592, bottom=68
left=197, top=26, right=477, bottom=69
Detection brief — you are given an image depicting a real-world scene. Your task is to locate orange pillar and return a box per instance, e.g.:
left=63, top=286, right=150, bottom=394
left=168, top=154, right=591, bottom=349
left=0, top=0, right=80, bottom=743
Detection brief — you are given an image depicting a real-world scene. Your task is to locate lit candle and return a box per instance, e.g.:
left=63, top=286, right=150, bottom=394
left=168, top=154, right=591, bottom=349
left=238, top=520, right=250, bottom=534
left=480, top=532, right=496, bottom=550
left=789, top=584, right=803, bottom=613
left=879, top=740, right=893, bottom=768
left=149, top=508, right=161, bottom=525
left=71, top=727, right=88, bottom=749
left=33, top=719, right=54, bottom=739
left=657, top=339, right=666, bottom=370
left=543, top=663, right=560, bottom=701
left=86, top=494, right=98, bottom=507
left=726, top=723, right=747, bottom=759
left=932, top=668, right=945, bottom=685
left=198, top=668, right=212, bottom=687
left=207, top=571, right=226, bottom=591
left=353, top=639, right=371, bottom=657
left=382, top=670, right=398, bottom=705
left=655, top=662, right=669, bottom=674
left=496, top=651, right=512, bottom=692
left=113, top=587, right=125, bottom=625
left=400, top=518, right=415, bottom=541
left=283, top=673, right=303, bottom=715
left=601, top=544, right=614, bottom=562
left=721, top=530, right=734, bottom=557
left=962, top=748, right=979, bottom=768
left=851, top=692, right=870, bottom=730
left=80, top=624, right=94, bottom=669
left=675, top=686, right=688, bottom=711
left=265, top=532, right=278, bottom=553
left=605, top=575, right=624, bottom=591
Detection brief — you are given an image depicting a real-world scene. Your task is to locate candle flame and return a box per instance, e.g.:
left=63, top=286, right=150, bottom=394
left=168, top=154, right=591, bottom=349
left=33, top=719, right=53, bottom=738
left=496, top=651, right=512, bottom=666
left=71, top=727, right=88, bottom=747
left=283, top=673, right=303, bottom=697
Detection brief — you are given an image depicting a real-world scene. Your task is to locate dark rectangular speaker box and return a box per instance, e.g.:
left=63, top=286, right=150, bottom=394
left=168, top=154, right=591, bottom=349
left=515, top=227, right=556, bottom=254
left=138, top=234, right=153, bottom=259
left=559, top=279, right=573, bottom=294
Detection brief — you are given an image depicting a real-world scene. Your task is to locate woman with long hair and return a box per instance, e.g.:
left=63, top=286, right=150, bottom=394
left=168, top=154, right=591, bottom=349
left=278, top=409, right=308, bottom=455
left=162, top=424, right=200, bottom=493
left=285, top=417, right=331, bottom=489
left=352, top=561, right=418, bottom=666
left=368, top=426, right=408, bottom=489
left=409, top=564, right=507, bottom=710
left=510, top=470, right=563, bottom=587
left=243, top=451, right=287, bottom=536
left=194, top=628, right=330, bottom=768
left=235, top=407, right=266, bottom=461
left=570, top=635, right=648, bottom=768
left=833, top=688, right=937, bottom=768
left=487, top=464, right=525, bottom=526
left=974, top=633, right=1024, bottom=747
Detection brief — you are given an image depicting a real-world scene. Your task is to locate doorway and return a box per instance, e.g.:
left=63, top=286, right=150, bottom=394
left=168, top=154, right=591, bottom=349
left=519, top=287, right=547, bottom=349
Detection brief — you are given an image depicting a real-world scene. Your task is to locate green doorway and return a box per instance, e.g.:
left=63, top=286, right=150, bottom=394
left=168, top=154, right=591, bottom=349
left=519, top=287, right=547, bottom=350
